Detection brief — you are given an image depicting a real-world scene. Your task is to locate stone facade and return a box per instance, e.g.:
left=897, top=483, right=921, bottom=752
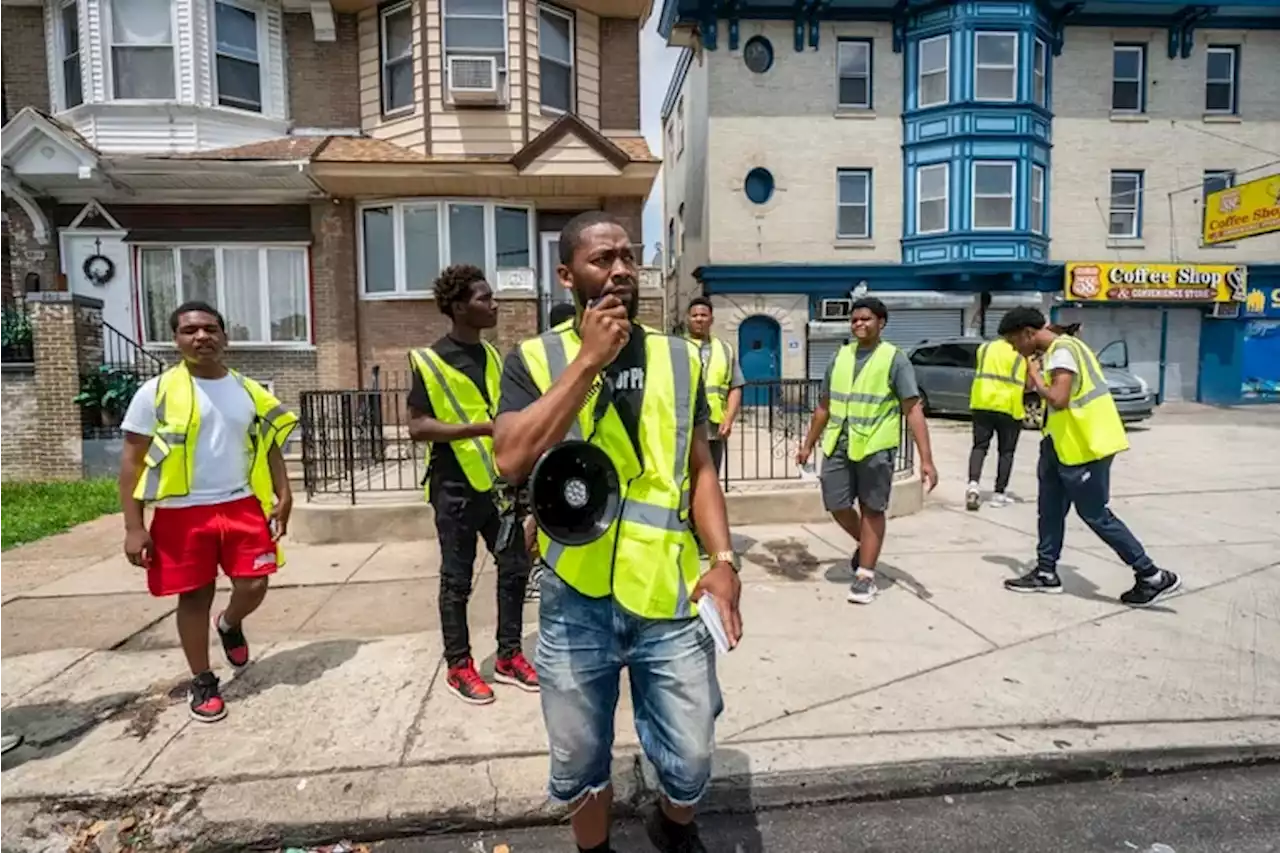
left=708, top=293, right=809, bottom=379
left=3, top=201, right=58, bottom=300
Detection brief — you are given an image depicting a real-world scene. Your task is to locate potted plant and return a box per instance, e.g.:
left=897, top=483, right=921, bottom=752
left=74, top=365, right=145, bottom=428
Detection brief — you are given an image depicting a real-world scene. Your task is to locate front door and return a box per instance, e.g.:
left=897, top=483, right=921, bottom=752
left=539, top=231, right=573, bottom=328
left=61, top=231, right=134, bottom=339
left=738, top=315, right=781, bottom=406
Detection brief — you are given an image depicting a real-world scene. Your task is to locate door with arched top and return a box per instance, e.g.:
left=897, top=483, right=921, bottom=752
left=738, top=315, right=781, bottom=406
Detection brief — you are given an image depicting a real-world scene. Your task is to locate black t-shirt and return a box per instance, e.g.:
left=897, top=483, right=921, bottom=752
left=407, top=334, right=493, bottom=495
left=498, top=325, right=710, bottom=459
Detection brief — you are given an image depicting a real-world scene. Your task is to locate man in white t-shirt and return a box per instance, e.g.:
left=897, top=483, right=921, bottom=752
left=119, top=301, right=296, bottom=722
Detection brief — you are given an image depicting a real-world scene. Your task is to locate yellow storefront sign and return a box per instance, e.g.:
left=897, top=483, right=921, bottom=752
left=1203, top=173, right=1280, bottom=245
left=1064, top=262, right=1247, bottom=304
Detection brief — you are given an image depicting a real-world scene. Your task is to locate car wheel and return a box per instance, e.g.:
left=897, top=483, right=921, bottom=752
left=1022, top=399, right=1042, bottom=430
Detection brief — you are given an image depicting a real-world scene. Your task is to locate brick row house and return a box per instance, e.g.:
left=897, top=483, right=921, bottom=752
left=1, top=0, right=660, bottom=411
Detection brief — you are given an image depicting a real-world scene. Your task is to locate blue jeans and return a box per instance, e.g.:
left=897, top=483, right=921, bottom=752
left=1036, top=437, right=1155, bottom=575
left=535, top=570, right=723, bottom=806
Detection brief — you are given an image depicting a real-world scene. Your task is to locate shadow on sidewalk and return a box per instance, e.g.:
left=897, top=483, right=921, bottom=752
left=706, top=747, right=766, bottom=853
left=223, top=639, right=367, bottom=700
left=822, top=559, right=933, bottom=600
left=983, top=554, right=1176, bottom=612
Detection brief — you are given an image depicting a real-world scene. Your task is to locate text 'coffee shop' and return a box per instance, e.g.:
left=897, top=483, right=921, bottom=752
left=1055, top=262, right=1250, bottom=405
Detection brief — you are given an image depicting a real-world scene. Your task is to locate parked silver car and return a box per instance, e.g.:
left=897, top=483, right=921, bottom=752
left=905, top=337, right=1156, bottom=428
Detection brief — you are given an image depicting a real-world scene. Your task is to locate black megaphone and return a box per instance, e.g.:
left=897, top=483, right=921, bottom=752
left=529, top=440, right=621, bottom=546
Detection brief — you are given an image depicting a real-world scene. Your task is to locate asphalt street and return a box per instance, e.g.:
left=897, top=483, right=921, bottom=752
left=373, top=764, right=1280, bottom=853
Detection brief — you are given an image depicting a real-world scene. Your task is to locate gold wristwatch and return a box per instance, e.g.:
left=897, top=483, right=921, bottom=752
left=711, top=550, right=739, bottom=573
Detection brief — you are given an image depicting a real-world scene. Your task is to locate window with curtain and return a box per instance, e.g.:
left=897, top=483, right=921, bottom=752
left=60, top=0, right=83, bottom=109
left=360, top=201, right=532, bottom=296
left=111, top=0, right=175, bottom=99
left=381, top=1, right=414, bottom=112
left=538, top=5, right=574, bottom=113
left=214, top=1, right=261, bottom=112
left=141, top=246, right=310, bottom=344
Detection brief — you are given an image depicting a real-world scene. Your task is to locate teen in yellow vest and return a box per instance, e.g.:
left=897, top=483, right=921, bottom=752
left=998, top=307, right=1180, bottom=606
left=493, top=212, right=740, bottom=853
left=797, top=297, right=938, bottom=606
left=965, top=337, right=1028, bottom=511
left=405, top=265, right=537, bottom=705
left=119, top=302, right=296, bottom=724
left=685, top=296, right=745, bottom=474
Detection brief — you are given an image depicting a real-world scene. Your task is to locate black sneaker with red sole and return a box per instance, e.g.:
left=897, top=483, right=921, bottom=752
left=188, top=671, right=227, bottom=723
left=215, top=611, right=250, bottom=668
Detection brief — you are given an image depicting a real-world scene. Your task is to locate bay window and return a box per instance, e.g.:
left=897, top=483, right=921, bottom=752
left=59, top=0, right=83, bottom=109
left=972, top=161, right=1016, bottom=229
left=110, top=0, right=176, bottom=100
left=974, top=32, right=1017, bottom=101
left=213, top=1, right=262, bottom=112
left=916, top=163, right=949, bottom=234
left=443, top=0, right=508, bottom=76
left=141, top=246, right=310, bottom=344
left=538, top=4, right=574, bottom=113
left=360, top=201, right=533, bottom=297
left=381, top=2, right=414, bottom=113
left=917, top=35, right=949, bottom=108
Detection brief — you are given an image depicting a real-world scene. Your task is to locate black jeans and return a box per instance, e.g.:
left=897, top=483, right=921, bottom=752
left=968, top=410, right=1022, bottom=493
left=1036, top=438, right=1155, bottom=576
left=432, top=482, right=531, bottom=666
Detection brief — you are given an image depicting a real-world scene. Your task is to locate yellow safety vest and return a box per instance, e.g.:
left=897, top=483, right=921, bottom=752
left=518, top=325, right=703, bottom=620
left=408, top=342, right=502, bottom=499
left=821, top=342, right=901, bottom=461
left=133, top=363, right=298, bottom=561
left=969, top=338, right=1027, bottom=420
left=691, top=335, right=733, bottom=423
left=1042, top=336, right=1129, bottom=465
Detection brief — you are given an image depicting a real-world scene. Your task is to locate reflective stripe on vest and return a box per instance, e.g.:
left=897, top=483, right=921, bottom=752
left=969, top=339, right=1027, bottom=419
left=133, top=364, right=298, bottom=562
left=520, top=326, right=703, bottom=620
left=821, top=342, right=901, bottom=461
left=1042, top=336, right=1130, bottom=465
left=410, top=343, right=501, bottom=496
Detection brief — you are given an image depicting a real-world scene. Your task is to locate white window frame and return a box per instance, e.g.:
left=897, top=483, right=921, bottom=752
left=836, top=169, right=871, bottom=239
left=442, top=0, right=510, bottom=90
left=1032, top=37, right=1047, bottom=107
left=1030, top=164, right=1045, bottom=235
left=211, top=0, right=266, bottom=114
left=973, top=32, right=1018, bottom=102
left=1109, top=170, right=1143, bottom=238
left=379, top=1, right=415, bottom=115
left=57, top=0, right=83, bottom=110
left=1111, top=44, right=1145, bottom=113
left=357, top=199, right=536, bottom=299
left=106, top=0, right=178, bottom=102
left=916, top=162, right=949, bottom=235
left=138, top=244, right=313, bottom=347
left=971, top=161, right=1016, bottom=230
left=917, top=34, right=950, bottom=108
left=537, top=3, right=574, bottom=114
left=836, top=39, right=872, bottom=109
left=1205, top=45, right=1238, bottom=115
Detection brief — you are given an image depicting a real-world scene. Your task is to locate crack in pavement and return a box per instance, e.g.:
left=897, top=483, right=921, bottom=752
left=398, top=655, right=444, bottom=765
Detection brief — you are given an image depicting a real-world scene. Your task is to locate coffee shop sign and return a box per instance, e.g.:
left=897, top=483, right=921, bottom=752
left=1065, top=262, right=1247, bottom=304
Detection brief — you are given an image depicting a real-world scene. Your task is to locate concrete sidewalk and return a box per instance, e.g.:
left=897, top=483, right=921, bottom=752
left=2, top=408, right=1278, bottom=851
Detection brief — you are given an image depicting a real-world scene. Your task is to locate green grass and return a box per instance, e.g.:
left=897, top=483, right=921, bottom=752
left=1, top=478, right=120, bottom=551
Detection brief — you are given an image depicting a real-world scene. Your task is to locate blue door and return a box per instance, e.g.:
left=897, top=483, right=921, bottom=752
left=738, top=315, right=781, bottom=406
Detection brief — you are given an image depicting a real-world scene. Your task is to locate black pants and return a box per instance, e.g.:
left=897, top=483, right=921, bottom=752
left=968, top=410, right=1022, bottom=493
left=432, top=483, right=531, bottom=666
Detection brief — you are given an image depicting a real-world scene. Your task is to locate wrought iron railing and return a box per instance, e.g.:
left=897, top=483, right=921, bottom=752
left=79, top=322, right=168, bottom=439
left=299, top=377, right=918, bottom=504
left=1, top=300, right=34, bottom=363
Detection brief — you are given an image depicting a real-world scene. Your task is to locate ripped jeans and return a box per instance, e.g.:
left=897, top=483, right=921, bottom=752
left=536, top=570, right=723, bottom=806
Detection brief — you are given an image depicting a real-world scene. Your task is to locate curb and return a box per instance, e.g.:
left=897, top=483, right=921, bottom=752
left=5, top=737, right=1278, bottom=852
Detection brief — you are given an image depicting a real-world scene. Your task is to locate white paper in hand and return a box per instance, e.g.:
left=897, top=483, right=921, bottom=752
left=698, top=593, right=732, bottom=654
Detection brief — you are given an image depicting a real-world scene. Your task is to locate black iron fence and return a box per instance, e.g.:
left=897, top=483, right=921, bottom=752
left=298, top=377, right=919, bottom=503
left=79, top=322, right=167, bottom=439
left=1, top=300, right=34, bottom=363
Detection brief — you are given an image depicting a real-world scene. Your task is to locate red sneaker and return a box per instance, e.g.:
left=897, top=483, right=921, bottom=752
left=188, top=671, right=227, bottom=723
left=494, top=651, right=539, bottom=692
left=446, top=658, right=495, bottom=705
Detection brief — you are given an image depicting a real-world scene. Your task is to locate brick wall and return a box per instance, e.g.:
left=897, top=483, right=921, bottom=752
left=1, top=367, right=41, bottom=481
left=602, top=196, right=644, bottom=244
left=598, top=19, right=640, bottom=130
left=1, top=6, right=49, bottom=116
left=222, top=350, right=319, bottom=411
left=4, top=201, right=59, bottom=299
left=311, top=199, right=360, bottom=389
left=285, top=12, right=361, bottom=128
left=24, top=294, right=99, bottom=480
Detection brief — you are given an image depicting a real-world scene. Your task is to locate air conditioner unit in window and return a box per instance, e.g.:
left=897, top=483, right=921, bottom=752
left=1210, top=301, right=1241, bottom=319
left=496, top=267, right=535, bottom=292
left=820, top=298, right=853, bottom=321
left=447, top=55, right=501, bottom=104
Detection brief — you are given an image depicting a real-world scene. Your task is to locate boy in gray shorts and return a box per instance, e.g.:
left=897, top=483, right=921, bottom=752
left=797, top=297, right=938, bottom=604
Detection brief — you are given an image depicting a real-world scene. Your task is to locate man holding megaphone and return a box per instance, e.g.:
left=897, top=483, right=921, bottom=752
left=494, top=211, right=740, bottom=853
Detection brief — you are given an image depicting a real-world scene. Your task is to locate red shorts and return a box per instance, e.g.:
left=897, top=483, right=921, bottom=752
left=148, top=496, right=278, bottom=597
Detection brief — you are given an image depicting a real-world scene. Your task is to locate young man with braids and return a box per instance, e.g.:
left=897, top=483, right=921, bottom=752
left=405, top=264, right=538, bottom=703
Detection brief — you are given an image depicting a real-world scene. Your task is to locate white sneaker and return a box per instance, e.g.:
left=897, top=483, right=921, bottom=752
left=965, top=482, right=981, bottom=511
left=989, top=492, right=1014, bottom=508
